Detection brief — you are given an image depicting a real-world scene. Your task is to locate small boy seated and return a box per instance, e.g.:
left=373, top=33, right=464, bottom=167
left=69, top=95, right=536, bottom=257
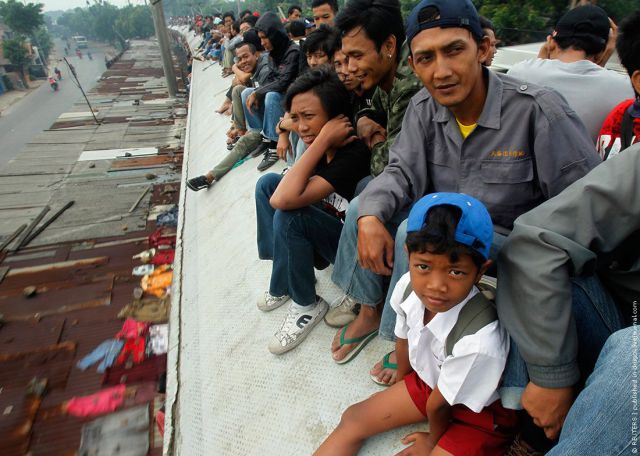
left=315, top=192, right=517, bottom=455
left=255, top=66, right=371, bottom=355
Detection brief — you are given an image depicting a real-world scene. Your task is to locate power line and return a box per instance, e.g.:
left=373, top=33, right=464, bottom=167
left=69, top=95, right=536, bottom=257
left=62, top=56, right=101, bottom=125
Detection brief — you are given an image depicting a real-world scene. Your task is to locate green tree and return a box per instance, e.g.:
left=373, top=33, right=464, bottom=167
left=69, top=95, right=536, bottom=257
left=114, top=5, right=155, bottom=40
left=2, top=37, right=30, bottom=87
left=32, top=26, right=52, bottom=62
left=0, top=0, right=44, bottom=36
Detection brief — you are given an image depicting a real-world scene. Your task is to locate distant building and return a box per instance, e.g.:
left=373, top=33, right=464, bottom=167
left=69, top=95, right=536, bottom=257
left=0, top=19, right=12, bottom=93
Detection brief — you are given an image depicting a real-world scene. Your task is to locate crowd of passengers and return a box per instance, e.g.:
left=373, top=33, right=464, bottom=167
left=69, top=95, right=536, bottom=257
left=176, top=1, right=640, bottom=454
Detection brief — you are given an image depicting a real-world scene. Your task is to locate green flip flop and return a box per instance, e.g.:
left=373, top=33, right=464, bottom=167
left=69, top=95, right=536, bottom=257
left=370, top=351, right=397, bottom=387
left=334, top=322, right=378, bottom=365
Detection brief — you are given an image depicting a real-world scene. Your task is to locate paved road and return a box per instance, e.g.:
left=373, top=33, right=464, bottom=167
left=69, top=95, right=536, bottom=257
left=0, top=39, right=110, bottom=168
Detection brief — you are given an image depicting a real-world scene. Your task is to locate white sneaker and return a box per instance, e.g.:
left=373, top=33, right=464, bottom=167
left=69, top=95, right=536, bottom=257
left=257, top=292, right=290, bottom=312
left=268, top=297, right=329, bottom=355
left=324, top=295, right=359, bottom=328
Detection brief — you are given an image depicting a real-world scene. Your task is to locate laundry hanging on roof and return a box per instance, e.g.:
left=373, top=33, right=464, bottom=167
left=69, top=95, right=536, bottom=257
left=140, top=264, right=173, bottom=297
left=118, top=296, right=169, bottom=323
left=115, top=319, right=149, bottom=339
left=76, top=339, right=125, bottom=374
left=147, top=324, right=168, bottom=355
left=156, top=206, right=178, bottom=227
left=65, top=385, right=127, bottom=418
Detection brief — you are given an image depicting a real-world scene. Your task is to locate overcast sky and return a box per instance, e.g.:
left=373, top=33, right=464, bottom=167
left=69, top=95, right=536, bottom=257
left=41, top=0, right=148, bottom=12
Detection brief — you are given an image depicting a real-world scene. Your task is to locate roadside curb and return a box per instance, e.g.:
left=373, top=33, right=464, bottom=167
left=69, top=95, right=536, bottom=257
left=0, top=80, right=46, bottom=117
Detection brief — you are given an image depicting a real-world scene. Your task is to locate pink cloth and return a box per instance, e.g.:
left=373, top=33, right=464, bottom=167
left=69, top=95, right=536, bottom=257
left=66, top=385, right=126, bottom=418
left=115, top=319, right=149, bottom=339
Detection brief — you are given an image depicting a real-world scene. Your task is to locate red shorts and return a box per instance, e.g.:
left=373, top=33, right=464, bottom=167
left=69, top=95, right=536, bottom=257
left=405, top=371, right=518, bottom=456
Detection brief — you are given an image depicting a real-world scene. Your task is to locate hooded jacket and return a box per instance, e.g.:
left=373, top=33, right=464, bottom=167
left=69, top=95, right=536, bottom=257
left=254, top=12, right=300, bottom=99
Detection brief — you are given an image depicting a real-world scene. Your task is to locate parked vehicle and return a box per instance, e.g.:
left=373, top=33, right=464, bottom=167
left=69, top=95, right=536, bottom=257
left=73, top=35, right=88, bottom=49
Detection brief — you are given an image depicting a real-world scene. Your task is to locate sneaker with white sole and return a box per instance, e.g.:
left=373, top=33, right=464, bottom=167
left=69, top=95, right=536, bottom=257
left=324, top=295, right=359, bottom=328
left=257, top=292, right=290, bottom=312
left=268, top=297, right=329, bottom=355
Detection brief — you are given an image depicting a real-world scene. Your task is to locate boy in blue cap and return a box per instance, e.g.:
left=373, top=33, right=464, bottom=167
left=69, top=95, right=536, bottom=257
left=316, top=192, right=517, bottom=456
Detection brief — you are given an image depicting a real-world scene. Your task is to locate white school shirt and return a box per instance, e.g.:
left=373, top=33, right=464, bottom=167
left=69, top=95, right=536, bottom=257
left=391, top=272, right=509, bottom=413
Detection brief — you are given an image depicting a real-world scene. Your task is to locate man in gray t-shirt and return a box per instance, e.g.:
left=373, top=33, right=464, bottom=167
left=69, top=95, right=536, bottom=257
left=508, top=5, right=633, bottom=143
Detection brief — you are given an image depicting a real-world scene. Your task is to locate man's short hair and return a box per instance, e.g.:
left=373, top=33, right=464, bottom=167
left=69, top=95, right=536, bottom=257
left=241, top=15, right=258, bottom=27
left=335, top=0, right=404, bottom=62
left=236, top=41, right=257, bottom=55
left=241, top=29, right=264, bottom=52
left=311, top=0, right=339, bottom=13
left=288, top=5, right=302, bottom=15
left=222, top=11, right=235, bottom=21
left=616, top=10, right=640, bottom=80
left=285, top=65, right=351, bottom=119
left=288, top=20, right=307, bottom=38
left=479, top=15, right=495, bottom=33
left=231, top=20, right=241, bottom=34
left=305, top=24, right=340, bottom=59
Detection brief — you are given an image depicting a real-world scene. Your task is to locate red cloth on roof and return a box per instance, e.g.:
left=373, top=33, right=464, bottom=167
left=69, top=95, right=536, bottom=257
left=115, top=319, right=149, bottom=339
left=114, top=337, right=146, bottom=366
left=66, top=385, right=126, bottom=418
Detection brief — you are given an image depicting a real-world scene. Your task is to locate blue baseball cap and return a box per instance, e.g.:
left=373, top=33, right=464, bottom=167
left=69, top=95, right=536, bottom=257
left=407, top=192, right=493, bottom=259
left=406, top=0, right=483, bottom=47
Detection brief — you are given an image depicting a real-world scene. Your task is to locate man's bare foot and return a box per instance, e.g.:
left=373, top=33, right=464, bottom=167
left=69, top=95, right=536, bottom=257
left=331, top=305, right=380, bottom=362
left=370, top=350, right=397, bottom=386
left=215, top=99, right=231, bottom=114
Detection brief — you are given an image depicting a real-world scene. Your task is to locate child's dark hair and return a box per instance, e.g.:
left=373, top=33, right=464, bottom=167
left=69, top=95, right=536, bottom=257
left=617, top=10, right=640, bottom=86
left=334, top=0, right=404, bottom=63
left=405, top=205, right=487, bottom=269
left=284, top=65, right=352, bottom=119
left=305, top=25, right=340, bottom=59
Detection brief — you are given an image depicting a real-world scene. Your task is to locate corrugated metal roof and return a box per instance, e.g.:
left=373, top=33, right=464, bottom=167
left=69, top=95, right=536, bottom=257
left=0, top=37, right=183, bottom=455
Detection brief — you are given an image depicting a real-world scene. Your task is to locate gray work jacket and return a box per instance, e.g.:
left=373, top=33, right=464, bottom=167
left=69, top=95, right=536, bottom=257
left=497, top=146, right=640, bottom=388
left=358, top=69, right=601, bottom=232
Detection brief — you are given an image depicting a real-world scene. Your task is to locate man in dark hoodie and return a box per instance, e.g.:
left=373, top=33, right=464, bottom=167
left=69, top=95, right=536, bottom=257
left=243, top=12, right=301, bottom=171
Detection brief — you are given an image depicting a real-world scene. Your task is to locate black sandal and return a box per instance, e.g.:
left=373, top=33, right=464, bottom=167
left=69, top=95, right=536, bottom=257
left=186, top=175, right=211, bottom=192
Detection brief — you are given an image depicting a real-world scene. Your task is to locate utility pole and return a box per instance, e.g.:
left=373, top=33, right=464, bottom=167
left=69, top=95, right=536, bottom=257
left=150, top=0, right=177, bottom=97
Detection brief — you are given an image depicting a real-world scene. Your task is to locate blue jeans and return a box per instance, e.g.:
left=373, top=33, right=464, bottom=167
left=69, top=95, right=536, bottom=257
left=241, top=88, right=283, bottom=142
left=76, top=339, right=124, bottom=374
left=331, top=196, right=408, bottom=313
left=255, top=173, right=344, bottom=306
left=500, top=275, right=625, bottom=409
left=548, top=326, right=634, bottom=455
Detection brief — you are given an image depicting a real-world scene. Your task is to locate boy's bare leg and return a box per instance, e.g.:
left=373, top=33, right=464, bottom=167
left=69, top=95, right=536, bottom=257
left=315, top=380, right=424, bottom=456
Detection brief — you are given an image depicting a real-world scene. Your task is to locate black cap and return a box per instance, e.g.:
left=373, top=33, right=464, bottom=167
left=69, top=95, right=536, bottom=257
left=406, top=0, right=483, bottom=46
left=554, top=5, right=610, bottom=48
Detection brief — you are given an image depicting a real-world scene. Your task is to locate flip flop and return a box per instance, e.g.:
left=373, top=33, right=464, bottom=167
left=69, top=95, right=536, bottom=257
left=186, top=175, right=211, bottom=192
left=333, top=322, right=378, bottom=365
left=370, top=351, right=397, bottom=387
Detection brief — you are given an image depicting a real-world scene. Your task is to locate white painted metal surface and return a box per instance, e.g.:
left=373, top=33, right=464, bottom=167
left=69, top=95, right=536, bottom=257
left=165, top=26, right=423, bottom=456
